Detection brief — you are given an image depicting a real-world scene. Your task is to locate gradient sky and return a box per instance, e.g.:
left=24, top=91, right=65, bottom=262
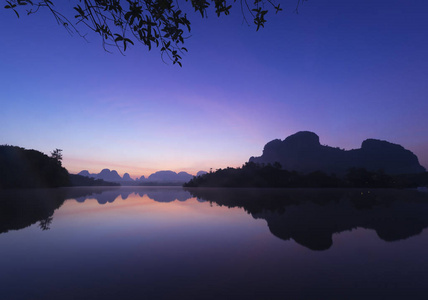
left=1, top=0, right=427, bottom=178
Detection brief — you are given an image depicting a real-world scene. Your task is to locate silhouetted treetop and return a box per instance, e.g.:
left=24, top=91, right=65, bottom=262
left=50, top=148, right=63, bottom=165
left=3, top=0, right=302, bottom=65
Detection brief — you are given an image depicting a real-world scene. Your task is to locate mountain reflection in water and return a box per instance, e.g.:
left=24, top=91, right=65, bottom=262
left=1, top=187, right=428, bottom=251
left=72, top=187, right=195, bottom=204
left=187, top=188, right=428, bottom=250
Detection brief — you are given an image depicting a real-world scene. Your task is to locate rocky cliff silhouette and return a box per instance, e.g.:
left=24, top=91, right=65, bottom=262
left=249, top=131, right=425, bottom=175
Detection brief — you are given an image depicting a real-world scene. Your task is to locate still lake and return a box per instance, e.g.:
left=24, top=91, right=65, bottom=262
left=1, top=186, right=428, bottom=299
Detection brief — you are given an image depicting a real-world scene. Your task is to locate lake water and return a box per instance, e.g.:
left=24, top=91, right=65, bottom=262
left=1, top=186, right=428, bottom=299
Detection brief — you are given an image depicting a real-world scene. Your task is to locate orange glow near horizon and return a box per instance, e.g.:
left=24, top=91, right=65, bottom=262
left=63, top=155, right=244, bottom=179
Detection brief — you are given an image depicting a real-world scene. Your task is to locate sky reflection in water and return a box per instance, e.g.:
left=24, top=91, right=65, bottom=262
left=1, top=187, right=428, bottom=299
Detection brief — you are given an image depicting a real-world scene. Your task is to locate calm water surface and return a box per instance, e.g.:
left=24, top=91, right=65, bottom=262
left=1, top=187, right=428, bottom=299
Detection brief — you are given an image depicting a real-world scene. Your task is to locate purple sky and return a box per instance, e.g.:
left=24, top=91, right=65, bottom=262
left=1, top=0, right=427, bottom=178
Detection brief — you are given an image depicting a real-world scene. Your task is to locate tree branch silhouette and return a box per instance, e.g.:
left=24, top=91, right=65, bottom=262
left=4, top=0, right=304, bottom=65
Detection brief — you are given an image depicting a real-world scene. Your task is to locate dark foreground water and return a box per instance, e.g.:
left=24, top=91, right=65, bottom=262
left=1, top=187, right=428, bottom=299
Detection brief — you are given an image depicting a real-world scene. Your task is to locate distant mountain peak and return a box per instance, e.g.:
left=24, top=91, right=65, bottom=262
left=77, top=169, right=194, bottom=184
left=78, top=170, right=91, bottom=177
left=197, top=170, right=207, bottom=177
left=78, top=169, right=131, bottom=182
left=147, top=170, right=193, bottom=183
left=123, top=173, right=132, bottom=181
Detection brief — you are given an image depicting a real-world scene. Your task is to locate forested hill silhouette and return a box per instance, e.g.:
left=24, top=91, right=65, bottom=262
left=249, top=131, right=425, bottom=175
left=0, top=145, right=70, bottom=188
